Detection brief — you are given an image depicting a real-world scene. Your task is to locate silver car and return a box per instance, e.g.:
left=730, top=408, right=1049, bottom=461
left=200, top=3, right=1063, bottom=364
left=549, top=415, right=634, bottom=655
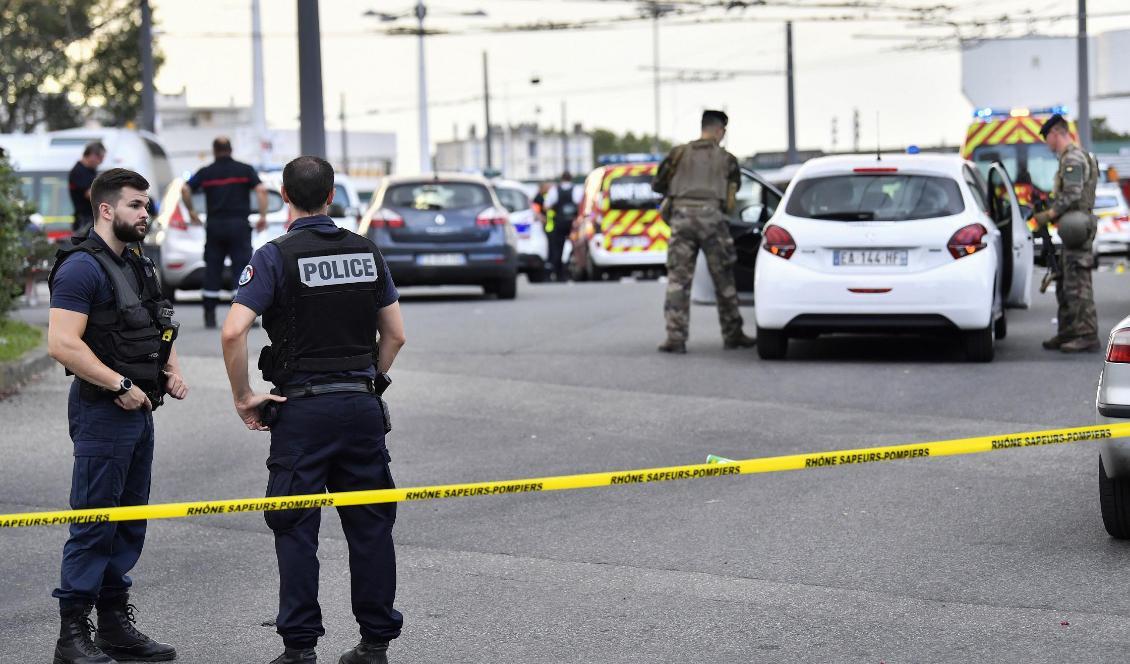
left=1096, top=315, right=1130, bottom=537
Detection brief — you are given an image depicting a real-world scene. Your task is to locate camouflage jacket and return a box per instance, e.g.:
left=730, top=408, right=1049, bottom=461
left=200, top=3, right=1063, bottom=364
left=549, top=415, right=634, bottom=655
left=1051, top=142, right=1098, bottom=217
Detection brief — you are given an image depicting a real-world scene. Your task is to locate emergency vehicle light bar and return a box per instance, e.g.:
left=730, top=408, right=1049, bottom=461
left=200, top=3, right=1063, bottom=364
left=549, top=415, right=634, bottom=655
left=972, top=105, right=1068, bottom=120
left=597, top=153, right=665, bottom=165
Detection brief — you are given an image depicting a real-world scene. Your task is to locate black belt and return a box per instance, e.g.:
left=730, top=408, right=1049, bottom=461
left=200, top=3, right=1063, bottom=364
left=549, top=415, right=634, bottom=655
left=280, top=380, right=374, bottom=399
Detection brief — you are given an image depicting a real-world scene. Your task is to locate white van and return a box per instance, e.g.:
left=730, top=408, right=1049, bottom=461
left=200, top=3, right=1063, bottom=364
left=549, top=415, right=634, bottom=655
left=0, top=128, right=175, bottom=231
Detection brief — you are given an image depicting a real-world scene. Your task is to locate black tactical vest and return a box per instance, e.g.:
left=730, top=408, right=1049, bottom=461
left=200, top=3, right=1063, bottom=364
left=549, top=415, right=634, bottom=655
left=552, top=183, right=578, bottom=226
left=259, top=227, right=385, bottom=386
left=48, top=237, right=174, bottom=393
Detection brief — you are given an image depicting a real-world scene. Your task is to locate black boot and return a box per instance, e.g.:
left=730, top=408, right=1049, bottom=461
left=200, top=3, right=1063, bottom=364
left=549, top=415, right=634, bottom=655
left=94, top=598, right=176, bottom=662
left=338, top=641, right=388, bottom=664
left=54, top=604, right=116, bottom=664
left=203, top=307, right=217, bottom=329
left=270, top=647, right=317, bottom=663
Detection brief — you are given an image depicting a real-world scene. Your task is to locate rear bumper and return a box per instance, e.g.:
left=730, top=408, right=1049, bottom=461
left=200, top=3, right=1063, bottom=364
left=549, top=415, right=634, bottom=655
left=383, top=245, right=517, bottom=286
left=589, top=237, right=667, bottom=268
left=1099, top=413, right=1130, bottom=478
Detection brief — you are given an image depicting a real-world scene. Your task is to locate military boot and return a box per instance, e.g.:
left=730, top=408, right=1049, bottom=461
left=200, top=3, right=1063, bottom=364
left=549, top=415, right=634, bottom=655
left=203, top=308, right=217, bottom=329
left=269, top=647, right=317, bottom=664
left=54, top=604, right=116, bottom=664
left=723, top=333, right=757, bottom=349
left=1060, top=337, right=1100, bottom=353
left=338, top=641, right=389, bottom=664
left=1042, top=335, right=1066, bottom=350
left=657, top=339, right=687, bottom=354
left=94, top=598, right=176, bottom=662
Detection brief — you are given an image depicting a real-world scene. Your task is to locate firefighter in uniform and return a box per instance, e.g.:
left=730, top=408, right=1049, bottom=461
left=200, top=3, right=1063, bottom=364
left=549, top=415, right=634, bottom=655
left=221, top=156, right=406, bottom=664
left=47, top=168, right=187, bottom=664
left=181, top=137, right=269, bottom=329
left=1032, top=114, right=1100, bottom=353
left=653, top=110, right=756, bottom=354
left=543, top=171, right=581, bottom=281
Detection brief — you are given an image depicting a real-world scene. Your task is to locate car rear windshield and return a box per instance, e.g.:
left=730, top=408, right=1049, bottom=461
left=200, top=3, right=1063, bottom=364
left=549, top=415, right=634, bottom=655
left=386, top=182, right=491, bottom=211
left=606, top=174, right=661, bottom=210
left=1096, top=195, right=1122, bottom=210
left=495, top=186, right=530, bottom=213
left=785, top=174, right=965, bottom=221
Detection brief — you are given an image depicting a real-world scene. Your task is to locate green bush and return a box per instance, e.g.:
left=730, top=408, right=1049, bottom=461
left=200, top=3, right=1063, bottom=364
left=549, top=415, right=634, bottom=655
left=0, top=151, right=35, bottom=318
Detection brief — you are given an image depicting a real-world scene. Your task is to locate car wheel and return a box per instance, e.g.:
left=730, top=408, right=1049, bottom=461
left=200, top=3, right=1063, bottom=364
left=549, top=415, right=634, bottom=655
left=492, top=274, right=518, bottom=300
left=587, top=255, right=607, bottom=281
left=756, top=327, right=788, bottom=360
left=963, top=324, right=994, bottom=362
left=526, top=266, right=548, bottom=283
left=993, top=312, right=1007, bottom=340
left=1100, top=457, right=1130, bottom=539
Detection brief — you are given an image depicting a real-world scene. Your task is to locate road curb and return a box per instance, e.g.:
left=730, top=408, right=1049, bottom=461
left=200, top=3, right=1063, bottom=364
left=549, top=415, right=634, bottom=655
left=0, top=343, right=55, bottom=397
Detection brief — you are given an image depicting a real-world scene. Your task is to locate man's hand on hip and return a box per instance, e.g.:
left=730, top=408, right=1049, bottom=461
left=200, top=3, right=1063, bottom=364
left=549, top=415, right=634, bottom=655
left=235, top=392, right=287, bottom=432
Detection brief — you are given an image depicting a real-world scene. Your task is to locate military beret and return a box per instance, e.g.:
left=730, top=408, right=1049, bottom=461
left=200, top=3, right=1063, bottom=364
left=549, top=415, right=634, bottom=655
left=1039, top=113, right=1068, bottom=139
left=702, top=110, right=729, bottom=128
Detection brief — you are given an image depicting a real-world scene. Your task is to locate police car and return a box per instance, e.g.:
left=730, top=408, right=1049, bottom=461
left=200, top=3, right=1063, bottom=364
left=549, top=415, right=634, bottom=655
left=1093, top=184, right=1130, bottom=262
left=753, top=153, right=1033, bottom=362
left=492, top=179, right=548, bottom=282
left=1097, top=318, right=1130, bottom=538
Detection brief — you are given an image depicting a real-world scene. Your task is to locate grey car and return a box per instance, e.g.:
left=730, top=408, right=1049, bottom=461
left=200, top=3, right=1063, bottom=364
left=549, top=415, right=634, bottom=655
left=1096, top=314, right=1130, bottom=537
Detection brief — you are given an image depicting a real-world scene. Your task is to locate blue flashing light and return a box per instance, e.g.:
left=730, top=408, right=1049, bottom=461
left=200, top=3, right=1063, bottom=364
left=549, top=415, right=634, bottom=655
left=906, top=145, right=921, bottom=155
left=597, top=153, right=665, bottom=166
left=972, top=105, right=1072, bottom=121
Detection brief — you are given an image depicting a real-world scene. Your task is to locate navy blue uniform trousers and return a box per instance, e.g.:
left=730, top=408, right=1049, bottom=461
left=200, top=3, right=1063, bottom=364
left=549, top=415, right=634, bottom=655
left=265, top=392, right=402, bottom=649
left=202, top=215, right=252, bottom=301
left=54, top=381, right=154, bottom=607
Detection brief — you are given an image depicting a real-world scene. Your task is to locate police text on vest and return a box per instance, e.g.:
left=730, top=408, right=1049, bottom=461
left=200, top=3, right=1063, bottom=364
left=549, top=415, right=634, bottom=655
left=297, top=253, right=378, bottom=287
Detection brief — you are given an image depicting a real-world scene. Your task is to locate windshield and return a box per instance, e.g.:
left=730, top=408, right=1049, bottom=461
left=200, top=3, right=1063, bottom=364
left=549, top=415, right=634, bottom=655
left=18, top=172, right=75, bottom=221
left=606, top=174, right=661, bottom=210
left=1096, top=195, right=1122, bottom=210
left=1025, top=143, right=1058, bottom=192
left=971, top=143, right=1058, bottom=192
left=972, top=145, right=1019, bottom=183
left=495, top=186, right=530, bottom=213
left=786, top=174, right=965, bottom=221
left=385, top=182, right=491, bottom=211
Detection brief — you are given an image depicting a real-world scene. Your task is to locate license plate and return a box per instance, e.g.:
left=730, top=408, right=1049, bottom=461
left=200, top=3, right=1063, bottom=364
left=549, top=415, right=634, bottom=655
left=833, top=249, right=908, bottom=267
left=416, top=253, right=466, bottom=267
left=611, top=235, right=651, bottom=249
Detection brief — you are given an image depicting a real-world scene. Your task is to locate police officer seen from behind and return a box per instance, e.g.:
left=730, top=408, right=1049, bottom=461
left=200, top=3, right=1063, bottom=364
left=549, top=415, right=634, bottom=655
left=653, top=110, right=757, bottom=354
left=543, top=171, right=582, bottom=281
left=1032, top=114, right=1100, bottom=353
left=69, top=141, right=105, bottom=234
left=181, top=137, right=268, bottom=329
left=47, top=168, right=188, bottom=664
left=221, top=156, right=406, bottom=664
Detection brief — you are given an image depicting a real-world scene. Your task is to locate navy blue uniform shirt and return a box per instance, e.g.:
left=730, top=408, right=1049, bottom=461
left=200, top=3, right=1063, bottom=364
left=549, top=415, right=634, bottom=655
left=187, top=156, right=261, bottom=219
left=51, top=231, right=142, bottom=315
left=68, top=161, right=97, bottom=224
left=234, top=215, right=398, bottom=384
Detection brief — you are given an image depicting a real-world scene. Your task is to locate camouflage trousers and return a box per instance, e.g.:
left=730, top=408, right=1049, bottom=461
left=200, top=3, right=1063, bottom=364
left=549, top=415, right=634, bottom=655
left=663, top=203, right=744, bottom=343
left=1056, top=247, right=1098, bottom=341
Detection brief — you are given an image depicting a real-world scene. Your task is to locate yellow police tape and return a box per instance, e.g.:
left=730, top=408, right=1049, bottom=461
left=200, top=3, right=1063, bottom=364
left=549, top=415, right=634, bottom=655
left=2, top=422, right=1128, bottom=529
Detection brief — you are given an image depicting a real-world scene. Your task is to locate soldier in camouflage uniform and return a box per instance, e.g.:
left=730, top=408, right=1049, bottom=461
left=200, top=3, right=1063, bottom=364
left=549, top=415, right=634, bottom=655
left=1032, top=114, right=1100, bottom=353
left=652, top=110, right=756, bottom=354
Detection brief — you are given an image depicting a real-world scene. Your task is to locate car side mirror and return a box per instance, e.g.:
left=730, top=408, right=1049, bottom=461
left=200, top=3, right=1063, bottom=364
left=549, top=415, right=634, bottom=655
left=327, top=203, right=346, bottom=218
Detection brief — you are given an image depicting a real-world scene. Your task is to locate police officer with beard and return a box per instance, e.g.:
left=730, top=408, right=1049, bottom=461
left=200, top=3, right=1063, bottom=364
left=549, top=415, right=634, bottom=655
left=47, top=168, right=187, bottom=663
left=221, top=156, right=406, bottom=664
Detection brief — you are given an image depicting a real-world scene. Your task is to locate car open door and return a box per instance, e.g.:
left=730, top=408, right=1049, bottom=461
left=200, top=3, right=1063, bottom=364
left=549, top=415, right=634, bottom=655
left=691, top=169, right=782, bottom=303
left=987, top=163, right=1033, bottom=309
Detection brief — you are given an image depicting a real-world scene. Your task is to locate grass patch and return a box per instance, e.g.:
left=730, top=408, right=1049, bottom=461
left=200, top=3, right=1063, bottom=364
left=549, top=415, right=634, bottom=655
left=0, top=318, right=43, bottom=363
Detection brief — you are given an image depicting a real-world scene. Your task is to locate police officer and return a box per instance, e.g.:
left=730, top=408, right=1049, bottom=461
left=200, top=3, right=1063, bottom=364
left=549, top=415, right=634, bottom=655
left=68, top=141, right=105, bottom=234
left=220, top=156, right=405, bottom=664
left=652, top=110, right=756, bottom=354
left=181, top=137, right=268, bottom=329
left=542, top=171, right=581, bottom=281
left=47, top=168, right=188, bottom=664
left=1032, top=114, right=1100, bottom=353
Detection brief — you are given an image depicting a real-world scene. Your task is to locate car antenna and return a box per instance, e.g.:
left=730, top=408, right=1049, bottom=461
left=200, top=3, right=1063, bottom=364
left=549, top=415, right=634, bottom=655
left=875, top=111, right=881, bottom=162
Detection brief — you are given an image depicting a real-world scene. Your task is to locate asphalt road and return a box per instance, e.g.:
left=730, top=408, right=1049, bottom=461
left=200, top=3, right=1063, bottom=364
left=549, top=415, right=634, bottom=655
left=4, top=271, right=1130, bottom=663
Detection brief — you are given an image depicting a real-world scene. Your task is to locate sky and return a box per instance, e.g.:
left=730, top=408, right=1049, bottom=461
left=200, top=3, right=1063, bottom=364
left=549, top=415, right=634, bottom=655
left=150, top=0, right=1130, bottom=173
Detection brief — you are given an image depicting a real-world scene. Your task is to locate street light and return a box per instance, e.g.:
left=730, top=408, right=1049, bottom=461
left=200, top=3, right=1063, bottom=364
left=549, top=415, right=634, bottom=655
left=364, top=3, right=488, bottom=173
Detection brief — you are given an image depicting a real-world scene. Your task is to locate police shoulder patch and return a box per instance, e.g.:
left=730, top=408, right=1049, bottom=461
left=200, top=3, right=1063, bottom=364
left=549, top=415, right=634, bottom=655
left=238, top=265, right=254, bottom=286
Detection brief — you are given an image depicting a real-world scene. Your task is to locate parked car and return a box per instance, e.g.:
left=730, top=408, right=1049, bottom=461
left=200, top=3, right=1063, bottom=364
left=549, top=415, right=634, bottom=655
left=753, top=153, right=1033, bottom=362
left=1097, top=318, right=1130, bottom=538
left=1093, top=183, right=1130, bottom=262
left=358, top=174, right=519, bottom=299
left=260, top=171, right=364, bottom=233
left=493, top=178, right=547, bottom=282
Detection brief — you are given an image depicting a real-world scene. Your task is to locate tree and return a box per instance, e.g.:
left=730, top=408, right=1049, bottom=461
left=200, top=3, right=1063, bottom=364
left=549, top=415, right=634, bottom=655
left=79, top=1, right=165, bottom=127
left=1092, top=117, right=1130, bottom=142
left=0, top=151, right=35, bottom=317
left=590, top=128, right=673, bottom=165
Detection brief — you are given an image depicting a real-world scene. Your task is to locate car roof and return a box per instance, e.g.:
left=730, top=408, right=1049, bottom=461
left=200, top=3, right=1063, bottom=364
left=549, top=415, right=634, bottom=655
left=795, top=153, right=967, bottom=179
left=383, top=172, right=492, bottom=186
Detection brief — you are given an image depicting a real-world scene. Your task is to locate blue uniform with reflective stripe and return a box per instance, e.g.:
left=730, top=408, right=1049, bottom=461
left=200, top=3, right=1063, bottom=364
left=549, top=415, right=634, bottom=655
left=187, top=156, right=262, bottom=302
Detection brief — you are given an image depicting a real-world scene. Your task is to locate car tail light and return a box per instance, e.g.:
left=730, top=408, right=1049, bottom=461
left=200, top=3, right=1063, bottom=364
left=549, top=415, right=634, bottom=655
left=763, top=225, right=796, bottom=259
left=476, top=207, right=509, bottom=227
left=1108, top=328, right=1130, bottom=363
left=168, top=204, right=188, bottom=231
left=853, top=167, right=898, bottom=173
left=370, top=208, right=404, bottom=229
left=947, top=223, right=988, bottom=259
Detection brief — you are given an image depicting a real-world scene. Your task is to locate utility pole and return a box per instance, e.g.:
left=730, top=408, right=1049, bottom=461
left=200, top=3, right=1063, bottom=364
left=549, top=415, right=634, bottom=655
left=416, top=1, right=432, bottom=172
left=831, top=116, right=838, bottom=152
left=785, top=21, right=798, bottom=165
left=561, top=100, right=568, bottom=175
left=297, top=0, right=326, bottom=157
left=852, top=108, right=860, bottom=152
left=251, top=0, right=268, bottom=166
left=651, top=4, right=661, bottom=153
left=339, top=93, right=349, bottom=174
left=483, top=51, right=493, bottom=171
left=1077, top=0, right=1091, bottom=150
left=138, top=0, right=155, bottom=132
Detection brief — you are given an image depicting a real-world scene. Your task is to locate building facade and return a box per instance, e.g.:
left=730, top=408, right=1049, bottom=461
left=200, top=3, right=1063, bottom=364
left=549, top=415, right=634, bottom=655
left=435, top=123, right=595, bottom=181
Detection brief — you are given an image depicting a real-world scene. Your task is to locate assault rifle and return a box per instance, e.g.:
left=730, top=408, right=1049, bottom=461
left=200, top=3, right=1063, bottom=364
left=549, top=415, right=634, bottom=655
left=1032, top=197, right=1061, bottom=294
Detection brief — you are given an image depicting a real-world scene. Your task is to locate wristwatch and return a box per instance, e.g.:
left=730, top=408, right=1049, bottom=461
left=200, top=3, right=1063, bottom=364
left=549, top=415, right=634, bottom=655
left=115, top=377, right=133, bottom=396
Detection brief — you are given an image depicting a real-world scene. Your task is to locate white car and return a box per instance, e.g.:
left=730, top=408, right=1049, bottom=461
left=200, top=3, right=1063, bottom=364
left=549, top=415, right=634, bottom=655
left=1097, top=317, right=1130, bottom=537
left=1093, top=184, right=1130, bottom=260
left=493, top=179, right=548, bottom=282
left=259, top=171, right=364, bottom=234
left=753, top=154, right=1033, bottom=362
